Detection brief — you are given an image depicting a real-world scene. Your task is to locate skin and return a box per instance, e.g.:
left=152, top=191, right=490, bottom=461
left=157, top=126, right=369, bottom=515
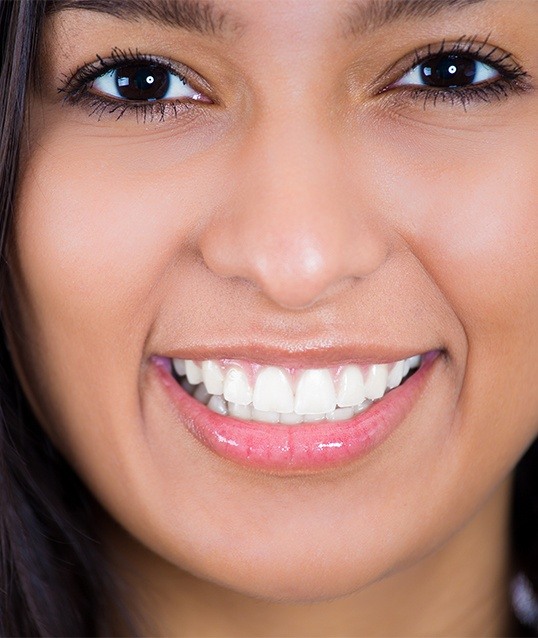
left=6, top=0, right=538, bottom=634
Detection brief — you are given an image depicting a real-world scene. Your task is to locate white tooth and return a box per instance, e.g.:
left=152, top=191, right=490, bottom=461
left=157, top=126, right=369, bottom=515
left=223, top=366, right=253, bottom=406
left=294, top=369, right=337, bottom=415
left=387, top=360, right=405, bottom=390
left=326, top=407, right=354, bottom=421
left=354, top=399, right=372, bottom=414
left=228, top=402, right=252, bottom=420
left=365, top=364, right=389, bottom=400
left=280, top=412, right=304, bottom=425
left=253, top=366, right=294, bottom=413
left=202, top=360, right=224, bottom=395
left=407, top=355, right=421, bottom=369
left=303, top=413, right=326, bottom=422
left=208, top=395, right=227, bottom=415
left=251, top=408, right=279, bottom=423
left=193, top=383, right=210, bottom=404
left=402, top=359, right=411, bottom=377
left=185, top=360, right=203, bottom=385
left=336, top=365, right=366, bottom=407
left=173, top=358, right=186, bottom=377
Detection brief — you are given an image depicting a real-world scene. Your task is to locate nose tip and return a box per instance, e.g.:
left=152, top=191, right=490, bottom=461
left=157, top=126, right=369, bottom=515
left=198, top=115, right=390, bottom=310
left=199, top=198, right=389, bottom=310
left=258, top=235, right=387, bottom=309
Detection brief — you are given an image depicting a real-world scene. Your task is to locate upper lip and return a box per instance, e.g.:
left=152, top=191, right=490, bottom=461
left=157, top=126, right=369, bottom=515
left=156, top=344, right=438, bottom=368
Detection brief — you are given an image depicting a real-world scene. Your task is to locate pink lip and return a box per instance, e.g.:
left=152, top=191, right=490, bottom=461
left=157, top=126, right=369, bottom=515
left=152, top=351, right=440, bottom=473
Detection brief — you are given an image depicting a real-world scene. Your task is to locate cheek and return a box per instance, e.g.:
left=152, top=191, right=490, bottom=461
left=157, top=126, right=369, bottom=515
left=378, top=124, right=538, bottom=471
left=10, top=128, right=220, bottom=454
left=417, top=144, right=538, bottom=336
left=16, top=134, right=208, bottom=307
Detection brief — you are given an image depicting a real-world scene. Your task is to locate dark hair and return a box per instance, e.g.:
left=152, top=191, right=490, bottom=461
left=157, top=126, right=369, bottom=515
left=0, top=1, right=134, bottom=635
left=0, top=1, right=536, bottom=635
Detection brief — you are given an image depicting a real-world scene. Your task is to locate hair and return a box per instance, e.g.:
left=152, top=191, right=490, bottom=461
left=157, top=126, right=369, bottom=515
left=0, top=1, right=536, bottom=635
left=0, top=1, right=134, bottom=635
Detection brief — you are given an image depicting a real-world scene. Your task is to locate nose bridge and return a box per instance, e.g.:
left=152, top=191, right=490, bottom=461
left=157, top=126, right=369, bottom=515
left=199, top=106, right=389, bottom=309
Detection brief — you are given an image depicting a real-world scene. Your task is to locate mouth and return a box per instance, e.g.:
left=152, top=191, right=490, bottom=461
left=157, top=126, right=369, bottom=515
left=152, top=350, right=441, bottom=472
left=172, top=355, right=422, bottom=424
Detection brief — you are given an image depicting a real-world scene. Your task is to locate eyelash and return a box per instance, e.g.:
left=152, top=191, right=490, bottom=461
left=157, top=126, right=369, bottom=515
left=383, top=35, right=532, bottom=110
left=59, top=47, right=209, bottom=122
left=59, top=37, right=532, bottom=122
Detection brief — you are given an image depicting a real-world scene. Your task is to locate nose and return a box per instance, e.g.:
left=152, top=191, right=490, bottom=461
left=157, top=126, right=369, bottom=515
left=199, top=111, right=390, bottom=310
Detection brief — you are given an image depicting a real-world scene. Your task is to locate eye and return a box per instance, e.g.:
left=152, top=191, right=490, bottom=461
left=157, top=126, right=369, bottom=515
left=92, top=63, right=202, bottom=102
left=394, top=53, right=499, bottom=89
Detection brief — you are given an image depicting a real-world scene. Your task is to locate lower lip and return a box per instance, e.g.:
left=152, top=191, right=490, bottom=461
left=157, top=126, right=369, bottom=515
left=153, top=351, right=440, bottom=473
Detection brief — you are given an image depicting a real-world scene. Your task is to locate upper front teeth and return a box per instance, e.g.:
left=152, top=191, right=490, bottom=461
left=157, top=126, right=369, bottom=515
left=294, top=369, right=337, bottom=415
left=172, top=354, right=422, bottom=424
left=253, top=366, right=294, bottom=413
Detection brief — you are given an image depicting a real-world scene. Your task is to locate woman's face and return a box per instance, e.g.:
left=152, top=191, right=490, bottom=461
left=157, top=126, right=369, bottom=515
left=8, top=0, right=538, bottom=602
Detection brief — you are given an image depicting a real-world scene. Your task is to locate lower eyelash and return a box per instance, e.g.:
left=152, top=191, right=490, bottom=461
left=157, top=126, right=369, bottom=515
left=59, top=47, right=208, bottom=123
left=62, top=90, right=200, bottom=123
left=400, top=75, right=533, bottom=111
left=379, top=35, right=534, bottom=112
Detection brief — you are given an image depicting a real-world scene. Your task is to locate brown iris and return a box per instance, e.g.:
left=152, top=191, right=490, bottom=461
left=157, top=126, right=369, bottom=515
left=421, top=54, right=478, bottom=88
left=114, top=64, right=170, bottom=100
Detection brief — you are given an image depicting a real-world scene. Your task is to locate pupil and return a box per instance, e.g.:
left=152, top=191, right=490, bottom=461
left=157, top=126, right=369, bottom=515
left=420, top=54, right=477, bottom=88
left=115, top=65, right=169, bottom=100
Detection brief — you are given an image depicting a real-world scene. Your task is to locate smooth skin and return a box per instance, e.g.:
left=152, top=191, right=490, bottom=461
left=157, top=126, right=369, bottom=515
left=6, top=0, right=538, bottom=635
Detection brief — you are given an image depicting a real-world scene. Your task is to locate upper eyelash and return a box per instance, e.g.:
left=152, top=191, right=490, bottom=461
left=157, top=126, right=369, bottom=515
left=410, top=34, right=519, bottom=74
left=61, top=47, right=190, bottom=95
left=58, top=47, right=206, bottom=122
left=59, top=38, right=533, bottom=122
left=380, top=35, right=532, bottom=110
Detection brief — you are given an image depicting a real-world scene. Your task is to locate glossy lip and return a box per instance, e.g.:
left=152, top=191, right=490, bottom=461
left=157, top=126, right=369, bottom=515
left=152, top=350, right=441, bottom=473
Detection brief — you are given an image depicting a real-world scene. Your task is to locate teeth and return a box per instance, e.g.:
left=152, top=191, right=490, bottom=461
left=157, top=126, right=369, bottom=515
left=185, top=360, right=203, bottom=385
left=294, top=369, right=336, bottom=415
left=365, top=364, right=389, bottom=400
left=279, top=412, right=304, bottom=425
left=207, top=394, right=227, bottom=415
left=326, top=407, right=354, bottom=421
left=354, top=400, right=372, bottom=414
left=223, top=366, right=253, bottom=406
left=229, top=402, right=252, bottom=420
left=336, top=365, right=366, bottom=407
left=387, top=360, right=405, bottom=390
left=193, top=383, right=210, bottom=404
left=201, top=360, right=224, bottom=395
left=252, top=408, right=279, bottom=423
left=253, top=366, right=294, bottom=413
left=175, top=354, right=423, bottom=425
left=173, top=358, right=186, bottom=377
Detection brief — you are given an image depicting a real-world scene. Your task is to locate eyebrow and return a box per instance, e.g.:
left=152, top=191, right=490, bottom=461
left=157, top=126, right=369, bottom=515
left=45, top=0, right=244, bottom=37
left=342, top=0, right=489, bottom=37
left=47, top=0, right=489, bottom=38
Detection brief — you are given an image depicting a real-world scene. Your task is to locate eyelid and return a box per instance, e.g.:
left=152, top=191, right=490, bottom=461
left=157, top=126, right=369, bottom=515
left=61, top=48, right=214, bottom=103
left=373, top=36, right=525, bottom=94
left=91, top=67, right=203, bottom=102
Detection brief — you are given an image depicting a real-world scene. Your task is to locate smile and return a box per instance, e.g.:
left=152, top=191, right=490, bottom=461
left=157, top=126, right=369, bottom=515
left=152, top=350, right=441, bottom=472
left=171, top=355, right=422, bottom=425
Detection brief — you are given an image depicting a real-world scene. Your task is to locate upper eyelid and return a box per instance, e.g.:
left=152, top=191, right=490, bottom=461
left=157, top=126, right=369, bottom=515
left=61, top=49, right=213, bottom=99
left=58, top=38, right=532, bottom=110
left=409, top=38, right=524, bottom=75
left=373, top=37, right=528, bottom=92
